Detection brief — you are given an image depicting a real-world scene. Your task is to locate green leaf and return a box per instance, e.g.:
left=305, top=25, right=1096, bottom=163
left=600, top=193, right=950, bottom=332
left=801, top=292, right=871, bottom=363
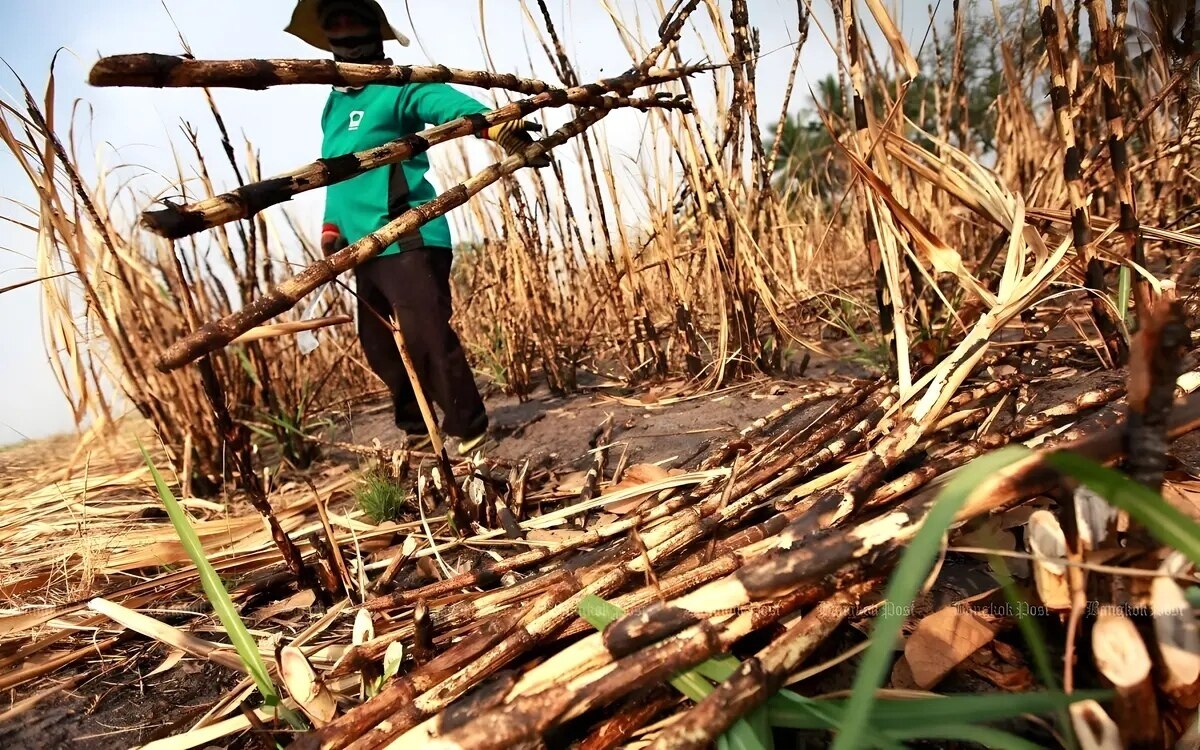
left=768, top=691, right=1102, bottom=734
left=1117, top=265, right=1132, bottom=330
left=577, top=594, right=623, bottom=630
left=725, top=709, right=773, bottom=750
left=831, top=446, right=1035, bottom=750
left=765, top=690, right=845, bottom=729
left=577, top=595, right=719, bottom=703
left=765, top=692, right=901, bottom=748
left=140, top=444, right=304, bottom=729
left=887, top=723, right=1048, bottom=750
left=988, top=553, right=1076, bottom=749
left=1046, top=452, right=1200, bottom=566
left=693, top=654, right=742, bottom=683
left=1187, top=586, right=1200, bottom=609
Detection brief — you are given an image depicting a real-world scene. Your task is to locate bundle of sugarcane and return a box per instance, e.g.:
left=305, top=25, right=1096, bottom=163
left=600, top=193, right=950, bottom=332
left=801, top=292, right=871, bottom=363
left=252, top=103, right=1197, bottom=745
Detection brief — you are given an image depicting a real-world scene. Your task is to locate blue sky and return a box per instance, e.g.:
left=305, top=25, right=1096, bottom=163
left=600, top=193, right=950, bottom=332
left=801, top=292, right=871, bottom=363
left=0, top=0, right=944, bottom=445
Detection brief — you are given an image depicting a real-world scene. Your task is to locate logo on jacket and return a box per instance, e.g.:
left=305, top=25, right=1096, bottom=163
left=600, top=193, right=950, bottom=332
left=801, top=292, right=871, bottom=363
left=349, top=110, right=365, bottom=131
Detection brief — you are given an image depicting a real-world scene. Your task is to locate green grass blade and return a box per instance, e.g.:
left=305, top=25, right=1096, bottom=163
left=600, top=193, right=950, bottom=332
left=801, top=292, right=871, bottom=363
left=578, top=594, right=715, bottom=702
left=766, top=691, right=902, bottom=748
left=830, top=446, right=1034, bottom=750
left=887, top=723, right=1048, bottom=750
left=141, top=444, right=303, bottom=728
left=989, top=553, right=1076, bottom=749
left=724, top=707, right=773, bottom=750
left=1117, top=266, right=1132, bottom=329
left=766, top=690, right=844, bottom=729
left=857, top=691, right=1103, bottom=728
left=693, top=654, right=742, bottom=683
left=768, top=690, right=1096, bottom=729
left=1046, top=452, right=1200, bottom=565
left=578, top=593, right=623, bottom=630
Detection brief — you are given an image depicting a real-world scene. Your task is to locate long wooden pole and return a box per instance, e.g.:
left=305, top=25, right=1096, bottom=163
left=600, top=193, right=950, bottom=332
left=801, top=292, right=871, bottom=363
left=388, top=321, right=468, bottom=520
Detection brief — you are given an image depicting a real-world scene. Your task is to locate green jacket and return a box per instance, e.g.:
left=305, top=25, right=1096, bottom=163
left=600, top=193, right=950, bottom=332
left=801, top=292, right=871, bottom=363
left=320, top=82, right=490, bottom=256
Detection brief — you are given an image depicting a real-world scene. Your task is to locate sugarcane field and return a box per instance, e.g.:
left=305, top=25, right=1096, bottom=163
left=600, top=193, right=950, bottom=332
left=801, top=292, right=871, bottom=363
left=2, top=0, right=1200, bottom=747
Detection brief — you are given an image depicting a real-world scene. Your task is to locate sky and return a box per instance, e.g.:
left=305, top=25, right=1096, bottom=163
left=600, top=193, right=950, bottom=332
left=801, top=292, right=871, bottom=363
left=0, top=0, right=944, bottom=446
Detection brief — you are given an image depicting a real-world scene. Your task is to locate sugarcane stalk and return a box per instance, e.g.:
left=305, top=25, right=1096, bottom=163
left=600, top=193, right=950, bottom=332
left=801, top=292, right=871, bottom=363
left=310, top=505, right=717, bottom=750
left=88, top=54, right=702, bottom=96
left=620, top=390, right=1200, bottom=657
left=1123, top=288, right=1189, bottom=492
left=1036, top=0, right=1126, bottom=362
left=407, top=590, right=823, bottom=750
left=737, top=378, right=874, bottom=438
left=412, top=600, right=435, bottom=666
left=195, top=355, right=331, bottom=605
left=360, top=485, right=705, bottom=612
left=578, top=416, right=615, bottom=519
left=155, top=108, right=610, bottom=372
left=648, top=584, right=872, bottom=749
left=290, top=587, right=564, bottom=750
left=137, top=86, right=689, bottom=240
left=579, top=686, right=677, bottom=750
left=1091, top=609, right=1163, bottom=749
left=1083, top=0, right=1153, bottom=320
left=840, top=0, right=898, bottom=379
left=333, top=571, right=571, bottom=680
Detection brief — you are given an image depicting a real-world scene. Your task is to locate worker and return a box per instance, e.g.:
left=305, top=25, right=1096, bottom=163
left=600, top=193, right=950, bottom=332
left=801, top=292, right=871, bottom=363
left=286, top=0, right=548, bottom=454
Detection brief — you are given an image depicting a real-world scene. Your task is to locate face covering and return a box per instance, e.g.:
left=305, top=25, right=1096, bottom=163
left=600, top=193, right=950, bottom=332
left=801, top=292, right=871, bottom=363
left=318, top=0, right=385, bottom=63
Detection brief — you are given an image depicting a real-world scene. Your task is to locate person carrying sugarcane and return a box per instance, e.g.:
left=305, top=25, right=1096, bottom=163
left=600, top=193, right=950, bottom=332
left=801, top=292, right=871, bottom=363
left=286, top=0, right=548, bottom=454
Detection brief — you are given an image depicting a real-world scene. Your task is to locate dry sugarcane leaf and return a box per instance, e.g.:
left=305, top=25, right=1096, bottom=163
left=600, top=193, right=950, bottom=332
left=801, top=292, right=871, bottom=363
left=146, top=647, right=187, bottom=677
left=1161, top=475, right=1200, bottom=521
left=251, top=589, right=316, bottom=624
left=903, top=604, right=999, bottom=689
left=554, top=470, right=590, bottom=494
left=888, top=653, right=920, bottom=690
left=603, top=464, right=684, bottom=514
left=964, top=641, right=1036, bottom=692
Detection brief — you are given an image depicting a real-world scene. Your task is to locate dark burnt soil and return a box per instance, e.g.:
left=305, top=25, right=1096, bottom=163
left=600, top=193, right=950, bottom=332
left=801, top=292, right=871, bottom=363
left=0, top=660, right=244, bottom=750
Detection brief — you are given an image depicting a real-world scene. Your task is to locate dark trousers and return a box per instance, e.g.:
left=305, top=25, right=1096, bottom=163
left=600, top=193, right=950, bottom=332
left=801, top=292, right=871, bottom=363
left=354, top=248, right=487, bottom=439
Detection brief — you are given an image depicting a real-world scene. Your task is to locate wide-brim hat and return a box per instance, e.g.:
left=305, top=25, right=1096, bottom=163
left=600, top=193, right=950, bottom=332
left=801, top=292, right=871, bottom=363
left=285, top=0, right=411, bottom=50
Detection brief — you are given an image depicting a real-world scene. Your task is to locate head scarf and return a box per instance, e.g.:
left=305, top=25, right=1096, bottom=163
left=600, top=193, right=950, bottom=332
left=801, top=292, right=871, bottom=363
left=318, top=0, right=386, bottom=62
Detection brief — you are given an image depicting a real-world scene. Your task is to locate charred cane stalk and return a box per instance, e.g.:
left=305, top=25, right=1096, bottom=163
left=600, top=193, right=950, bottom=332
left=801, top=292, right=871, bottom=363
left=156, top=108, right=610, bottom=372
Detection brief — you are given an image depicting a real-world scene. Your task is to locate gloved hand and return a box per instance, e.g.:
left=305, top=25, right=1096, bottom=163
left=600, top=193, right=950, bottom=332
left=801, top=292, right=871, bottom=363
left=321, top=222, right=349, bottom=256
left=479, top=119, right=551, bottom=168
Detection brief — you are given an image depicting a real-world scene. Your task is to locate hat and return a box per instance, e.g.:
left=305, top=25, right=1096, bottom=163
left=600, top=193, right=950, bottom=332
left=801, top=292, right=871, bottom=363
left=285, top=0, right=411, bottom=50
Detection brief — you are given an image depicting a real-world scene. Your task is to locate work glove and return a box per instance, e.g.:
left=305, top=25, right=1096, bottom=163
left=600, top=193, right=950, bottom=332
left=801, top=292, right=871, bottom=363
left=321, top=222, right=349, bottom=256
left=479, top=120, right=551, bottom=168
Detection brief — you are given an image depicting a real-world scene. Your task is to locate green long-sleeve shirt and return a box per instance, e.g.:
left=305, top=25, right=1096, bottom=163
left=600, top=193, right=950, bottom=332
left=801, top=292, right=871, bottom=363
left=320, top=82, right=490, bottom=256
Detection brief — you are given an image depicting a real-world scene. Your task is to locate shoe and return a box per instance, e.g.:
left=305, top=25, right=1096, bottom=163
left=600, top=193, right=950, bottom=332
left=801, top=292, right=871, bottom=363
left=405, top=432, right=432, bottom=451
left=446, top=430, right=490, bottom=459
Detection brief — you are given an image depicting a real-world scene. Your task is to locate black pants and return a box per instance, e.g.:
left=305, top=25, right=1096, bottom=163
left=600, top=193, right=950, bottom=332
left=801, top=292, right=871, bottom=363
left=355, top=248, right=487, bottom=439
